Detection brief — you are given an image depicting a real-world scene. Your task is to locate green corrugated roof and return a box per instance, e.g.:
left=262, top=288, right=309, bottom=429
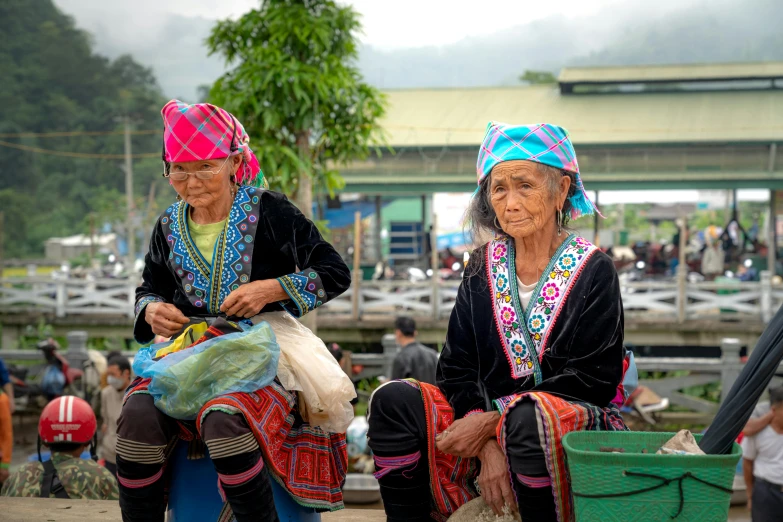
left=558, top=61, right=783, bottom=84
left=378, top=85, right=783, bottom=147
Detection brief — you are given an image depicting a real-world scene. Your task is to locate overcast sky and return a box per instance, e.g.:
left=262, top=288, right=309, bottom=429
left=56, top=0, right=626, bottom=50
left=51, top=0, right=771, bottom=204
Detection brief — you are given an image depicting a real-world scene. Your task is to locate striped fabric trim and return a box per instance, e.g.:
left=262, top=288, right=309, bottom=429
left=205, top=432, right=259, bottom=459
left=373, top=451, right=421, bottom=480
left=118, top=467, right=164, bottom=489
left=516, top=473, right=552, bottom=489
left=116, top=438, right=167, bottom=465
left=217, top=457, right=264, bottom=486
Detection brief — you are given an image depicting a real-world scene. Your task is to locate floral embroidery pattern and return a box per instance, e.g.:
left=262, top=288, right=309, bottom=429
left=161, top=186, right=260, bottom=313
left=487, top=235, right=597, bottom=380
left=487, top=240, right=536, bottom=379
left=525, top=236, right=597, bottom=360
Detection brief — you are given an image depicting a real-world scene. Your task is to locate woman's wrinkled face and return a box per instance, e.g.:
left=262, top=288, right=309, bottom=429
left=489, top=160, right=559, bottom=240
left=169, top=155, right=240, bottom=208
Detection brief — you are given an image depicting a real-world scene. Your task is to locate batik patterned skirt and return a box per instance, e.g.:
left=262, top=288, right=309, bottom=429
left=406, top=381, right=626, bottom=522
left=125, top=377, right=347, bottom=511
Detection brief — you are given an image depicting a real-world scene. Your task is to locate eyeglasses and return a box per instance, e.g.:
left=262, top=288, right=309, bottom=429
left=165, top=156, right=231, bottom=181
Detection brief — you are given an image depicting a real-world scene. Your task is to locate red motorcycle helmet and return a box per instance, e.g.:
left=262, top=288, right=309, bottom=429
left=39, top=395, right=97, bottom=445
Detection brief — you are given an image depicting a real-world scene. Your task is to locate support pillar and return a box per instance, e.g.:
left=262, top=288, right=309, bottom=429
left=769, top=190, right=777, bottom=277
left=374, top=195, right=383, bottom=263
left=720, top=338, right=742, bottom=404
left=593, top=191, right=600, bottom=247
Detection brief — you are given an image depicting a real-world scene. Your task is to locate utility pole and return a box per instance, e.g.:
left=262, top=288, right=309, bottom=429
left=123, top=116, right=135, bottom=272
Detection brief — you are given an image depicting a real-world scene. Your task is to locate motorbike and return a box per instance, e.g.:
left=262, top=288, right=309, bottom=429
left=7, top=338, right=86, bottom=411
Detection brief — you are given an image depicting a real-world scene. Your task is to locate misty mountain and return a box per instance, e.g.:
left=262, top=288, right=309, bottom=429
left=579, top=0, right=783, bottom=66
left=56, top=0, right=783, bottom=100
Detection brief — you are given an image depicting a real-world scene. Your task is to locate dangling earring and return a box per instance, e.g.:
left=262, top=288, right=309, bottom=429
left=557, top=209, right=563, bottom=236
left=494, top=216, right=502, bottom=231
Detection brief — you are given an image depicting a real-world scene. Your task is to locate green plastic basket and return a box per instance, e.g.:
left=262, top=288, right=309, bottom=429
left=562, top=431, right=741, bottom=522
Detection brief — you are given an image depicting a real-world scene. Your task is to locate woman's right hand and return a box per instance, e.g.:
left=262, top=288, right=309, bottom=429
left=144, top=302, right=189, bottom=337
left=477, top=439, right=518, bottom=517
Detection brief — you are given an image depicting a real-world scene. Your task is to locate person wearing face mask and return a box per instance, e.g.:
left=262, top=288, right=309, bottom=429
left=99, top=355, right=131, bottom=477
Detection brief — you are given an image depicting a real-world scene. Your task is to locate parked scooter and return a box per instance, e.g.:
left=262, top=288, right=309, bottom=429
left=7, top=338, right=85, bottom=411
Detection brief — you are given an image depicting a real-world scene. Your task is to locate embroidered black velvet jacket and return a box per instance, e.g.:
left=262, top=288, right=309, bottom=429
left=436, top=235, right=624, bottom=419
left=133, top=187, right=351, bottom=343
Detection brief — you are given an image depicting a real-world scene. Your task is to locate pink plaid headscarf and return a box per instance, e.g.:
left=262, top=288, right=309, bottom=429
left=161, top=100, right=264, bottom=187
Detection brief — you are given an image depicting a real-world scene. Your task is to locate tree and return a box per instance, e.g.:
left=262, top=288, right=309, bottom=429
left=207, top=0, right=386, bottom=219
left=519, top=70, right=557, bottom=85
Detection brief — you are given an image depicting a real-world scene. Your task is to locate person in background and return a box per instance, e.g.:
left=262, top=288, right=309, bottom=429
left=742, top=386, right=783, bottom=520
left=0, top=357, right=14, bottom=414
left=1, top=396, right=118, bottom=499
left=391, top=316, right=439, bottom=385
left=0, top=372, right=11, bottom=485
left=99, top=355, right=132, bottom=477
left=0, top=356, right=14, bottom=482
left=99, top=350, right=123, bottom=390
left=701, top=239, right=724, bottom=281
left=743, top=391, right=774, bottom=438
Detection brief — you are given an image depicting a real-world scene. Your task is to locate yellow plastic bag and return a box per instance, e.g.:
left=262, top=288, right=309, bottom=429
left=253, top=312, right=356, bottom=433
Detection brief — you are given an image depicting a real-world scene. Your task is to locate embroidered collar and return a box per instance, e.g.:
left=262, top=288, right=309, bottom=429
left=485, top=235, right=597, bottom=381
left=161, top=186, right=262, bottom=314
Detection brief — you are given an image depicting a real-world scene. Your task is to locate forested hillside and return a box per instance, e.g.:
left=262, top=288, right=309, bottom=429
left=0, top=0, right=166, bottom=258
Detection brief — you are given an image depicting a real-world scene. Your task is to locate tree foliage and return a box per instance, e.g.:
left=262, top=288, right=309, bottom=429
left=206, top=0, right=386, bottom=216
left=0, top=0, right=167, bottom=258
left=519, top=70, right=557, bottom=85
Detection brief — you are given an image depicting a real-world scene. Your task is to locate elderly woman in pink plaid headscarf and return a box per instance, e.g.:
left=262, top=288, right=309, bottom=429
left=116, top=100, right=351, bottom=522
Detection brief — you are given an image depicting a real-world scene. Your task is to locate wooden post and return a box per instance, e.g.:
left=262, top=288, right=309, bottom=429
left=374, top=195, right=383, bottom=263
left=720, top=338, right=742, bottom=404
left=351, top=211, right=362, bottom=321
left=676, top=215, right=688, bottom=323
left=761, top=270, right=773, bottom=323
left=0, top=211, right=4, bottom=279
left=55, top=281, right=67, bottom=318
left=89, top=213, right=96, bottom=266
left=430, top=214, right=440, bottom=320
left=769, top=189, right=777, bottom=278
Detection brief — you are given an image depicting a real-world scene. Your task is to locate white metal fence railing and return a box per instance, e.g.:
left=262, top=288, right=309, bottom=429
left=1, top=274, right=781, bottom=323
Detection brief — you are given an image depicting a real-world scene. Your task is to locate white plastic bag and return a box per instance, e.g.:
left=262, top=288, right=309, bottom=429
left=253, top=311, right=356, bottom=433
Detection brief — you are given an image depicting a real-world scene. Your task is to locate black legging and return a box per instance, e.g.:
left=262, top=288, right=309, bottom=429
left=116, top=393, right=278, bottom=522
left=368, top=382, right=556, bottom=522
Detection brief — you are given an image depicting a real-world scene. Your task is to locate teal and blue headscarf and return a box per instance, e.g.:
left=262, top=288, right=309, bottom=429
left=476, top=122, right=601, bottom=220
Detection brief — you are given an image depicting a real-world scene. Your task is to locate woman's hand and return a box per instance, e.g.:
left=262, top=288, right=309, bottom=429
left=477, top=439, right=517, bottom=517
left=220, top=280, right=287, bottom=319
left=435, top=412, right=500, bottom=458
left=145, top=302, right=189, bottom=337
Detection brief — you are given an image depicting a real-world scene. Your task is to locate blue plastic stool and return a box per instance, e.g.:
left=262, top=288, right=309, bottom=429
left=167, top=441, right=321, bottom=522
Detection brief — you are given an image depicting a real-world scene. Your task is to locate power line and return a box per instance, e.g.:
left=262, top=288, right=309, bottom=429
left=0, top=139, right=159, bottom=159
left=0, top=129, right=158, bottom=138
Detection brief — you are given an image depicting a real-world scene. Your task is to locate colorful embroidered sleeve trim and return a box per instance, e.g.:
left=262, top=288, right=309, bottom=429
left=492, top=394, right=518, bottom=415
left=277, top=270, right=326, bottom=317
left=135, top=295, right=165, bottom=318
left=463, top=409, right=484, bottom=418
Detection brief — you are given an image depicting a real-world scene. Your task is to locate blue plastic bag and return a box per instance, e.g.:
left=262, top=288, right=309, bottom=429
left=41, top=365, right=65, bottom=397
left=133, top=321, right=280, bottom=420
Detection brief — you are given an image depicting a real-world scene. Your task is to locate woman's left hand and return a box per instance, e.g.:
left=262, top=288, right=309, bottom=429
left=435, top=411, right=500, bottom=458
left=220, top=280, right=287, bottom=318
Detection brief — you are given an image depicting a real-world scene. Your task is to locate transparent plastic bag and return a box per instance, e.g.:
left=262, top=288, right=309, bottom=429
left=253, top=312, right=356, bottom=433
left=133, top=322, right=280, bottom=420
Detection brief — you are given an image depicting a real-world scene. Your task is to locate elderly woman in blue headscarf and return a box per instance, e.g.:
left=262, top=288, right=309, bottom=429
left=367, top=123, right=634, bottom=522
